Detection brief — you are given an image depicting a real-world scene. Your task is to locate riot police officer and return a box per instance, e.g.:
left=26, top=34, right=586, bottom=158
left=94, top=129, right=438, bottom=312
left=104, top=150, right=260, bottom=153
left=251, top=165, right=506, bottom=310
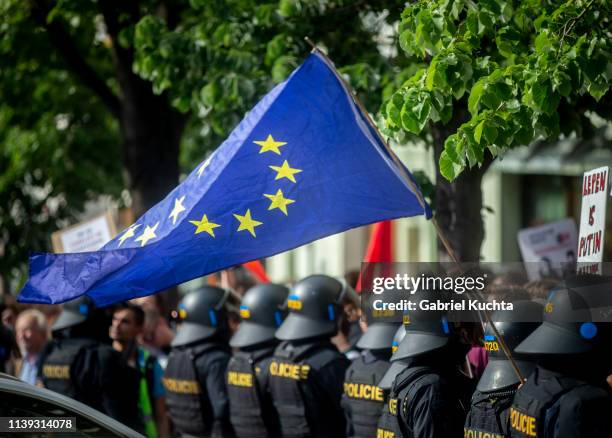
left=376, top=325, right=409, bottom=437
left=384, top=303, right=476, bottom=438
left=342, top=295, right=399, bottom=438
left=163, top=287, right=233, bottom=438
left=226, top=283, right=289, bottom=438
left=38, top=296, right=140, bottom=429
left=509, top=279, right=612, bottom=437
left=268, top=275, right=354, bottom=437
left=464, top=300, right=542, bottom=438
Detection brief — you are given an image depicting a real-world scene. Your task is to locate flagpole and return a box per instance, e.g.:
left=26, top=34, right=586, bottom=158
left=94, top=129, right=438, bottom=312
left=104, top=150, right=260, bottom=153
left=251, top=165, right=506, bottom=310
left=304, top=38, right=525, bottom=384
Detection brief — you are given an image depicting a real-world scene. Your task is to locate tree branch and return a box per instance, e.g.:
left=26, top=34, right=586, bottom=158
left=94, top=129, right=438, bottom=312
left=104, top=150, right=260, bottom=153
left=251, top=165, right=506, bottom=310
left=30, top=0, right=122, bottom=118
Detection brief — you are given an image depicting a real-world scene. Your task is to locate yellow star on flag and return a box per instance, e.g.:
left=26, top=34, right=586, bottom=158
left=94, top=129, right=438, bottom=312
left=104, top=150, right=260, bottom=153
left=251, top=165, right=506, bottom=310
left=269, top=160, right=302, bottom=183
left=135, top=222, right=159, bottom=247
left=264, top=189, right=295, bottom=216
left=233, top=209, right=263, bottom=237
left=118, top=224, right=141, bottom=247
left=254, top=135, right=286, bottom=155
left=189, top=214, right=221, bottom=237
left=168, top=196, right=186, bottom=225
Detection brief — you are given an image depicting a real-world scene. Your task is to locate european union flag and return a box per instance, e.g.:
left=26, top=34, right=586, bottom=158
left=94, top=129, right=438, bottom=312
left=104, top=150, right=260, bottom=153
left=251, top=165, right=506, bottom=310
left=19, top=52, right=431, bottom=306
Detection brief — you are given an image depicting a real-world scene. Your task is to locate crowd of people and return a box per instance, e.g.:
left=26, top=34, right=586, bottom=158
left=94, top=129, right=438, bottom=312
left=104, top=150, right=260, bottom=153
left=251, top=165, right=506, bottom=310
left=0, top=268, right=611, bottom=438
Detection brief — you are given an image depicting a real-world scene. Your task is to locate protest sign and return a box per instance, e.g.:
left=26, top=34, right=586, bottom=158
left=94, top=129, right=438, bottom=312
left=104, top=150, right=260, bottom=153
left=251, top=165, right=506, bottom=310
left=577, top=166, right=609, bottom=274
left=517, top=218, right=578, bottom=280
left=51, top=212, right=116, bottom=253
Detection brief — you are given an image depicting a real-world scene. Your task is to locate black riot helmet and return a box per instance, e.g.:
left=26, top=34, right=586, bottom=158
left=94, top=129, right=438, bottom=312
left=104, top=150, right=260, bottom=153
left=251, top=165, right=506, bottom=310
left=171, top=286, right=229, bottom=347
left=230, top=283, right=289, bottom=348
left=377, top=325, right=409, bottom=390
left=515, top=283, right=604, bottom=356
left=477, top=300, right=542, bottom=393
left=51, top=295, right=111, bottom=341
left=52, top=295, right=94, bottom=333
left=356, top=322, right=399, bottom=351
left=275, top=274, right=358, bottom=341
left=356, top=293, right=401, bottom=351
left=391, top=303, right=454, bottom=361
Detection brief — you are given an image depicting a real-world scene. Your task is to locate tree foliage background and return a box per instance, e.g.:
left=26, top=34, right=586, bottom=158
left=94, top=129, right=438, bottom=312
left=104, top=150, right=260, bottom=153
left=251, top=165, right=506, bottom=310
left=382, top=0, right=611, bottom=261
left=0, top=0, right=408, bottom=289
left=1, top=0, right=610, bottom=290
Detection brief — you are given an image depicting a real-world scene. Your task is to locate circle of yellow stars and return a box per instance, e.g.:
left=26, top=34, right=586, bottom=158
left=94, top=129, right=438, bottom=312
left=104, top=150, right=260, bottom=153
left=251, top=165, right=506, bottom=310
left=116, top=134, right=300, bottom=246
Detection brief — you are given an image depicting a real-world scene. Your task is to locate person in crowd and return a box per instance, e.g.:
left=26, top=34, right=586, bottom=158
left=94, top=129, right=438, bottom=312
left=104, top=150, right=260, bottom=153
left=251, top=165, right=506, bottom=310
left=464, top=300, right=542, bottom=437
left=1, top=303, right=17, bottom=332
left=523, top=278, right=559, bottom=301
left=132, top=294, right=174, bottom=367
left=384, top=301, right=476, bottom=438
left=38, top=296, right=141, bottom=429
left=220, top=267, right=257, bottom=335
left=14, top=309, right=48, bottom=385
left=226, top=283, right=288, bottom=437
left=163, top=287, right=234, bottom=438
left=0, top=322, right=19, bottom=374
left=110, top=303, right=171, bottom=438
left=343, top=270, right=364, bottom=347
left=268, top=275, right=353, bottom=437
left=509, top=277, right=612, bottom=437
left=342, top=302, right=399, bottom=438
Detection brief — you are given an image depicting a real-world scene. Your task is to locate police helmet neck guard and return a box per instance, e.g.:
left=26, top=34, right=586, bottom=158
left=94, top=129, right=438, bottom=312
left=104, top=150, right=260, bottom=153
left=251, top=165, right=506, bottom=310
left=52, top=295, right=94, bottom=333
left=477, top=300, right=542, bottom=392
left=230, top=283, right=289, bottom=348
left=515, top=285, right=605, bottom=356
left=172, top=286, right=230, bottom=347
left=275, top=274, right=356, bottom=342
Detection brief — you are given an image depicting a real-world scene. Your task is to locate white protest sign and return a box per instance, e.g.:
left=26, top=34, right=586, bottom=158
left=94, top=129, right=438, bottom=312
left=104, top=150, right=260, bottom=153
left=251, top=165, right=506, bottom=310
left=51, top=212, right=116, bottom=253
left=517, top=218, right=578, bottom=280
left=577, top=166, right=609, bottom=274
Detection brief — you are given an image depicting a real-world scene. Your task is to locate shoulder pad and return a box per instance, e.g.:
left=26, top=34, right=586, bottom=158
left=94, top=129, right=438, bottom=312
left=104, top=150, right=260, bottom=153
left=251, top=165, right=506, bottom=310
left=392, top=366, right=433, bottom=395
left=304, top=347, right=345, bottom=370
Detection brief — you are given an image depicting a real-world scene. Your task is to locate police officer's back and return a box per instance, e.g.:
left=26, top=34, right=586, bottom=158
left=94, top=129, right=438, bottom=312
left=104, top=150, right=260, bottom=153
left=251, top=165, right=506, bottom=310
left=342, top=317, right=399, bottom=437
left=509, top=279, right=612, bottom=438
left=268, top=275, right=353, bottom=437
left=385, top=305, right=475, bottom=438
left=464, top=301, right=542, bottom=438
left=376, top=325, right=410, bottom=438
left=226, top=283, right=288, bottom=438
left=38, top=296, right=140, bottom=428
left=163, top=286, right=233, bottom=438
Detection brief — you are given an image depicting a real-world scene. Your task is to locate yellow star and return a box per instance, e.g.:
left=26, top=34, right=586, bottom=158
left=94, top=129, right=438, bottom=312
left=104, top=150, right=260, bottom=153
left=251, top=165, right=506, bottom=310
left=264, top=189, right=295, bottom=216
left=189, top=214, right=221, bottom=237
left=254, top=135, right=287, bottom=155
left=168, top=196, right=186, bottom=225
left=118, top=224, right=140, bottom=247
left=233, top=209, right=263, bottom=237
left=135, top=222, right=159, bottom=247
left=269, top=160, right=302, bottom=183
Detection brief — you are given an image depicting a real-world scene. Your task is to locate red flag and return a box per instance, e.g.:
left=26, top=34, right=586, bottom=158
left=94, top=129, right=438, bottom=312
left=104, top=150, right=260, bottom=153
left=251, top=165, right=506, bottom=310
left=243, top=260, right=270, bottom=283
left=356, top=221, right=393, bottom=292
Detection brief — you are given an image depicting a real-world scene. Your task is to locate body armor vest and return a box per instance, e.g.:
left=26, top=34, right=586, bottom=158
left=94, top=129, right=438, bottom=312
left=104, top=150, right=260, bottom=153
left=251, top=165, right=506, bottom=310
left=464, top=388, right=516, bottom=438
left=163, top=344, right=217, bottom=436
left=268, top=341, right=342, bottom=438
left=508, top=368, right=587, bottom=438
left=227, top=347, right=279, bottom=438
left=376, top=366, right=430, bottom=438
left=40, top=339, right=97, bottom=403
left=343, top=353, right=390, bottom=438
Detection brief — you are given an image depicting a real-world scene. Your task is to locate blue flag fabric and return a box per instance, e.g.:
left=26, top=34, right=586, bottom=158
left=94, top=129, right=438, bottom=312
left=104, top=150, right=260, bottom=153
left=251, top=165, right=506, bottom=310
left=19, top=52, right=431, bottom=306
